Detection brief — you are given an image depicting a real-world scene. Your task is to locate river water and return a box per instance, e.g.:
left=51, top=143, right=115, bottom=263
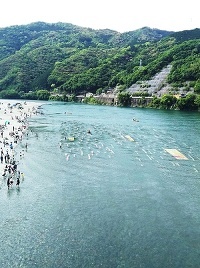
left=0, top=102, right=200, bottom=268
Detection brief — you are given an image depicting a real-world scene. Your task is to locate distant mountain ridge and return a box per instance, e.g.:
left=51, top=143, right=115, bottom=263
left=0, top=21, right=199, bottom=100
left=0, top=22, right=173, bottom=60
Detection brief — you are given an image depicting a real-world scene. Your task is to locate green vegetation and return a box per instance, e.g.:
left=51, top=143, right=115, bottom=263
left=117, top=92, right=131, bottom=106
left=0, top=22, right=199, bottom=110
left=148, top=94, right=200, bottom=110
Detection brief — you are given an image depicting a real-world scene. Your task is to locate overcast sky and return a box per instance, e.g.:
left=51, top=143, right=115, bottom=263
left=0, top=0, right=199, bottom=32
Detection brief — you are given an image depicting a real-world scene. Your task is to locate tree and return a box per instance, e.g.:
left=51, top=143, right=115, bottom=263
left=36, top=90, right=50, bottom=100
left=194, top=80, right=200, bottom=94
left=148, top=96, right=161, bottom=108
left=194, top=95, right=200, bottom=108
left=117, top=92, right=131, bottom=106
left=0, top=89, right=20, bottom=99
left=176, top=94, right=198, bottom=110
left=160, top=94, right=177, bottom=109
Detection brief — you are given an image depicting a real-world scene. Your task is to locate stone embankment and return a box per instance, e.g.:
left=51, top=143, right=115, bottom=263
left=127, top=64, right=172, bottom=97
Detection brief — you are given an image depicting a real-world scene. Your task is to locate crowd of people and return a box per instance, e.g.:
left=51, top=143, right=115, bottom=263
left=0, top=101, right=40, bottom=190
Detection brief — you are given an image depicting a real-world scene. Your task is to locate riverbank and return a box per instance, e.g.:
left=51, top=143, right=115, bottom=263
left=0, top=100, right=42, bottom=178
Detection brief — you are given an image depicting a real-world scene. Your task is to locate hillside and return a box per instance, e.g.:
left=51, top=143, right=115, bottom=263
left=0, top=22, right=199, bottom=101
left=127, top=65, right=172, bottom=96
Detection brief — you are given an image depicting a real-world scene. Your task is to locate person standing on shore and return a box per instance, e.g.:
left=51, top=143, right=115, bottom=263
left=1, top=148, right=4, bottom=164
left=10, top=142, right=13, bottom=150
left=21, top=172, right=24, bottom=181
left=16, top=176, right=20, bottom=187
left=7, top=177, right=10, bottom=189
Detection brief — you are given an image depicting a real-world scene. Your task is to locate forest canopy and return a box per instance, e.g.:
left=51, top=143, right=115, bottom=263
left=0, top=22, right=199, bottom=110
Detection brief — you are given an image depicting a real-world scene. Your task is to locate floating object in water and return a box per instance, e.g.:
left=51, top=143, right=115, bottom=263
left=165, top=149, right=188, bottom=160
left=68, top=136, right=75, bottom=142
left=124, top=135, right=134, bottom=142
left=65, top=153, right=70, bottom=161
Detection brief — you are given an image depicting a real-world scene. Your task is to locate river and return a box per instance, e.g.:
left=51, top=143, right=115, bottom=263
left=0, top=102, right=200, bottom=268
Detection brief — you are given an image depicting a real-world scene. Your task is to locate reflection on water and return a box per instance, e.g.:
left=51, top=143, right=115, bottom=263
left=6, top=186, right=21, bottom=198
left=16, top=187, right=21, bottom=195
left=0, top=103, right=200, bottom=268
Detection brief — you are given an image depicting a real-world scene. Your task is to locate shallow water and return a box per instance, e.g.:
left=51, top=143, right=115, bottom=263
left=0, top=102, right=200, bottom=267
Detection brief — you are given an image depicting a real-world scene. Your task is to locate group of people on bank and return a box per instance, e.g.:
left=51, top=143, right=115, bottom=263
left=0, top=102, right=30, bottom=190
left=6, top=170, right=21, bottom=190
left=0, top=101, right=41, bottom=190
left=2, top=154, right=24, bottom=189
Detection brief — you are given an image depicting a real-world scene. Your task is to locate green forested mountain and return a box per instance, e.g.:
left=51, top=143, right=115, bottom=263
left=0, top=21, right=199, bottom=101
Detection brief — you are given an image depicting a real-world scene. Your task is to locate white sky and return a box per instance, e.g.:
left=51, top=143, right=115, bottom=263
left=0, top=0, right=199, bottom=32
